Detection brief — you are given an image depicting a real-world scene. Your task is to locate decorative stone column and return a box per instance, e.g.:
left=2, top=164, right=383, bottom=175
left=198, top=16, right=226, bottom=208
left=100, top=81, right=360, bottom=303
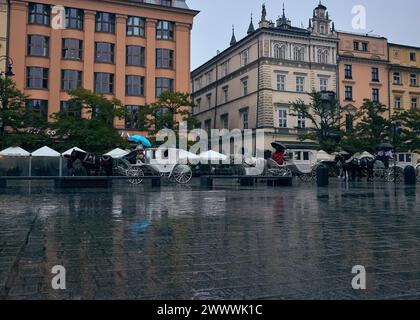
left=257, top=61, right=274, bottom=128
left=145, top=18, right=157, bottom=103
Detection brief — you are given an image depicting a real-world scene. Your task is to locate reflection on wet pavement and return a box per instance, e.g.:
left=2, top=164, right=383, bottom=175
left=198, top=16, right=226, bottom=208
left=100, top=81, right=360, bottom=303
left=0, top=180, right=420, bottom=300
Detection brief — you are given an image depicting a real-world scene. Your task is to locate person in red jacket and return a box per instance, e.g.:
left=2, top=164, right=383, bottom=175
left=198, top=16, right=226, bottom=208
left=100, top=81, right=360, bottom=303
left=272, top=149, right=285, bottom=165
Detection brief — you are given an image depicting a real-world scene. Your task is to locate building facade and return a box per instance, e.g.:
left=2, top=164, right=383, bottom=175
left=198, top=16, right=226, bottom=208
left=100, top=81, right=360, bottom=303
left=388, top=43, right=420, bottom=115
left=0, top=0, right=7, bottom=72
left=337, top=32, right=389, bottom=129
left=6, top=0, right=197, bottom=134
left=191, top=3, right=338, bottom=150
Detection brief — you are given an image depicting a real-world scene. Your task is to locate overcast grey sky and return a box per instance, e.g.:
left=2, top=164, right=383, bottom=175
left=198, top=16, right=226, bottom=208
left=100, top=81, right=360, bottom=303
left=189, top=0, right=420, bottom=70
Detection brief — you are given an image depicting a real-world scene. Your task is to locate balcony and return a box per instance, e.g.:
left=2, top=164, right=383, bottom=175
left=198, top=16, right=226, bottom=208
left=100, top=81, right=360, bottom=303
left=129, top=0, right=190, bottom=9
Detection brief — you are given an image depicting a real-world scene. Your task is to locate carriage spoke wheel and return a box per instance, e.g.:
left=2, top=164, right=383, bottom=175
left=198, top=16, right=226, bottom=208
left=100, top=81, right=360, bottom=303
left=172, top=165, right=192, bottom=184
left=299, top=173, right=313, bottom=182
left=128, top=167, right=144, bottom=185
left=387, top=167, right=404, bottom=183
left=269, top=168, right=292, bottom=178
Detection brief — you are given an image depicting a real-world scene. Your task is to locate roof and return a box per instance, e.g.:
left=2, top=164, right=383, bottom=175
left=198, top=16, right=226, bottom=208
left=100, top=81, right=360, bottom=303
left=389, top=42, right=420, bottom=50
left=31, top=146, right=61, bottom=157
left=0, top=147, right=31, bottom=157
left=62, top=147, right=86, bottom=156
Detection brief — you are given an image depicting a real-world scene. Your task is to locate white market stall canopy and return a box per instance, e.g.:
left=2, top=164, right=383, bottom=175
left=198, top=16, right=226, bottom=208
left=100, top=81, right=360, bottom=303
left=199, top=150, right=228, bottom=162
left=31, top=146, right=61, bottom=157
left=105, top=148, right=130, bottom=158
left=316, top=150, right=334, bottom=162
left=62, top=147, right=86, bottom=156
left=0, top=147, right=31, bottom=157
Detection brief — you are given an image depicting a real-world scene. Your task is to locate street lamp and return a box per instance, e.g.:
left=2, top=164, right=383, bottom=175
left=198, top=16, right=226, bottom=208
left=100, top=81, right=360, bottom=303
left=0, top=56, right=14, bottom=78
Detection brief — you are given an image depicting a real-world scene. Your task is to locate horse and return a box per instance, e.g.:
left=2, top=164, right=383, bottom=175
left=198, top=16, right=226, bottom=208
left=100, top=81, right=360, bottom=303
left=70, top=150, right=114, bottom=176
left=335, top=154, right=354, bottom=181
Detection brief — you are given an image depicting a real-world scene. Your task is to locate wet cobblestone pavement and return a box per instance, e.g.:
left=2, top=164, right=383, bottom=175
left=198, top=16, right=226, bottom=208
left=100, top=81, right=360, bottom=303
left=1, top=179, right=420, bottom=300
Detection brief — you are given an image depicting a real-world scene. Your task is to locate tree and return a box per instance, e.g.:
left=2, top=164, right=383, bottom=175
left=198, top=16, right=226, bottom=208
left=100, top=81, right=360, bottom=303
left=51, top=88, right=129, bottom=153
left=341, top=99, right=391, bottom=153
left=394, top=108, right=420, bottom=152
left=290, top=90, right=341, bottom=153
left=143, top=91, right=197, bottom=135
left=0, top=76, right=50, bottom=150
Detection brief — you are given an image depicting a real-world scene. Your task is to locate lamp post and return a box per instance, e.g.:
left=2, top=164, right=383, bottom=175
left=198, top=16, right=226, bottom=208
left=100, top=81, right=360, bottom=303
left=0, top=56, right=15, bottom=137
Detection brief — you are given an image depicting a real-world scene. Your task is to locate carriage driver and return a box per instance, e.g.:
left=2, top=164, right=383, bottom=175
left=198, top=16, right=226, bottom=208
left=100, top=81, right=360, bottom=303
left=135, top=145, right=147, bottom=164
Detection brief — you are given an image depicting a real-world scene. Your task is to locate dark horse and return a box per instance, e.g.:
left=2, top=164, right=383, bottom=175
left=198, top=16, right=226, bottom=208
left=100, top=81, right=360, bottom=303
left=69, top=150, right=114, bottom=176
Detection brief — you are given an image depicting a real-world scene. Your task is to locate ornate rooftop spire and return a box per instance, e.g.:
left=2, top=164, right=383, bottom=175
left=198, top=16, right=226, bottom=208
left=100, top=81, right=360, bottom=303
left=230, top=25, right=237, bottom=46
left=247, top=13, right=255, bottom=34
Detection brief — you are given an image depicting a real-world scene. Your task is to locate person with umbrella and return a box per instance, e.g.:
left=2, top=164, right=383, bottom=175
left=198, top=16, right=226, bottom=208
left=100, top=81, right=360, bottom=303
left=376, top=143, right=394, bottom=169
left=271, top=142, right=287, bottom=166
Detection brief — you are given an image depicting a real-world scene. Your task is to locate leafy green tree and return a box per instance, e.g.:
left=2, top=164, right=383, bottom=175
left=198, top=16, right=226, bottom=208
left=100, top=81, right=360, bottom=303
left=341, top=99, right=391, bottom=153
left=51, top=88, right=129, bottom=153
left=290, top=90, right=341, bottom=153
left=0, top=76, right=50, bottom=150
left=394, top=108, right=420, bottom=152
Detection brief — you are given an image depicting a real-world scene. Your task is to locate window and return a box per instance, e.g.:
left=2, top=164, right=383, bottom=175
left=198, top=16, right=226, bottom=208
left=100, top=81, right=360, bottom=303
left=156, top=49, right=174, bottom=69
left=204, top=119, right=212, bottom=133
left=394, top=96, right=401, bottom=110
left=205, top=70, right=213, bottom=84
left=27, top=35, right=49, bottom=57
left=126, top=46, right=145, bottom=66
left=127, top=16, right=145, bottom=37
left=156, top=78, right=174, bottom=97
left=195, top=76, right=202, bottom=90
left=412, top=98, right=418, bottom=109
left=220, top=114, right=229, bottom=129
left=95, top=12, right=115, bottom=33
left=297, top=112, right=305, bottom=129
left=345, top=64, right=352, bottom=79
left=345, top=86, right=353, bottom=101
left=294, top=47, right=305, bottom=61
left=276, top=74, right=285, bottom=91
left=195, top=98, right=201, bottom=111
left=353, top=41, right=359, bottom=51
left=126, top=75, right=145, bottom=96
left=320, top=78, right=328, bottom=91
left=156, top=21, right=174, bottom=40
left=274, top=44, right=286, bottom=59
left=222, top=86, right=228, bottom=103
left=317, top=49, right=328, bottom=64
left=372, top=88, right=379, bottom=103
left=362, top=42, right=368, bottom=52
left=278, top=108, right=288, bottom=128
left=125, top=105, right=145, bottom=130
left=159, top=0, right=172, bottom=6
left=94, top=72, right=114, bottom=94
left=28, top=3, right=50, bottom=25
left=60, top=101, right=80, bottom=118
left=66, top=8, right=84, bottom=30
left=393, top=72, right=401, bottom=85
left=345, top=114, right=353, bottom=132
left=241, top=78, right=248, bottom=96
left=410, top=52, right=417, bottom=62
left=61, top=70, right=82, bottom=91
left=296, top=76, right=305, bottom=93
left=241, top=110, right=249, bottom=129
left=206, top=93, right=212, bottom=107
left=62, top=39, right=83, bottom=60
left=240, top=50, right=249, bottom=66
left=410, top=74, right=418, bottom=86
left=26, top=99, right=48, bottom=121
left=26, top=67, right=48, bottom=89
left=372, top=67, right=379, bottom=82
left=220, top=61, right=229, bottom=77
left=95, top=42, right=114, bottom=63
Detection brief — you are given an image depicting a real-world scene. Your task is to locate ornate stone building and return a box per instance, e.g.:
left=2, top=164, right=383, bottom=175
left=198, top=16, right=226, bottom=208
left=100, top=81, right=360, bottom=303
left=191, top=2, right=338, bottom=149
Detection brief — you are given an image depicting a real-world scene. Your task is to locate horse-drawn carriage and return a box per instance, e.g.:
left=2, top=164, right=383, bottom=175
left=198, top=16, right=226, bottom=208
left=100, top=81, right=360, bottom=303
left=114, top=148, right=193, bottom=185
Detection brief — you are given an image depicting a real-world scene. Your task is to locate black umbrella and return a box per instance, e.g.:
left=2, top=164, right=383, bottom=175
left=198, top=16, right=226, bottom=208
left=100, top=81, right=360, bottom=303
left=271, top=141, right=287, bottom=151
left=377, top=143, right=394, bottom=151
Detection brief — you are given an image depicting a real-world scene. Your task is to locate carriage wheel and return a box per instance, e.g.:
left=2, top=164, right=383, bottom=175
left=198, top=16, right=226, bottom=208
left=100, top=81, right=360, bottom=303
left=128, top=167, right=144, bottom=185
left=269, top=167, right=292, bottom=177
left=113, top=159, right=131, bottom=176
left=299, top=173, right=313, bottom=182
left=387, top=167, right=404, bottom=183
left=172, top=164, right=192, bottom=184
left=416, top=166, right=420, bottom=183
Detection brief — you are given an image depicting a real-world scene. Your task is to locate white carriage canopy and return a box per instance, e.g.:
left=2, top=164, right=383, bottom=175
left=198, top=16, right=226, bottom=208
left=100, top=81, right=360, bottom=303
left=0, top=147, right=31, bottom=176
left=198, top=150, right=228, bottom=162
left=105, top=148, right=130, bottom=158
left=316, top=150, right=335, bottom=162
left=31, top=146, right=61, bottom=176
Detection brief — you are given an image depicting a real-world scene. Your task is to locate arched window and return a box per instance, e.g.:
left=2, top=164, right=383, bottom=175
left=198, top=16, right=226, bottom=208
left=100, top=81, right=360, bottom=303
left=317, top=49, right=329, bottom=64
left=273, top=44, right=287, bottom=59
left=294, top=46, right=305, bottom=61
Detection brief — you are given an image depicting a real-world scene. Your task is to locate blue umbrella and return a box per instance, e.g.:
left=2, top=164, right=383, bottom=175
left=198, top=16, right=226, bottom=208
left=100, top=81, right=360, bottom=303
left=129, top=135, right=152, bottom=148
